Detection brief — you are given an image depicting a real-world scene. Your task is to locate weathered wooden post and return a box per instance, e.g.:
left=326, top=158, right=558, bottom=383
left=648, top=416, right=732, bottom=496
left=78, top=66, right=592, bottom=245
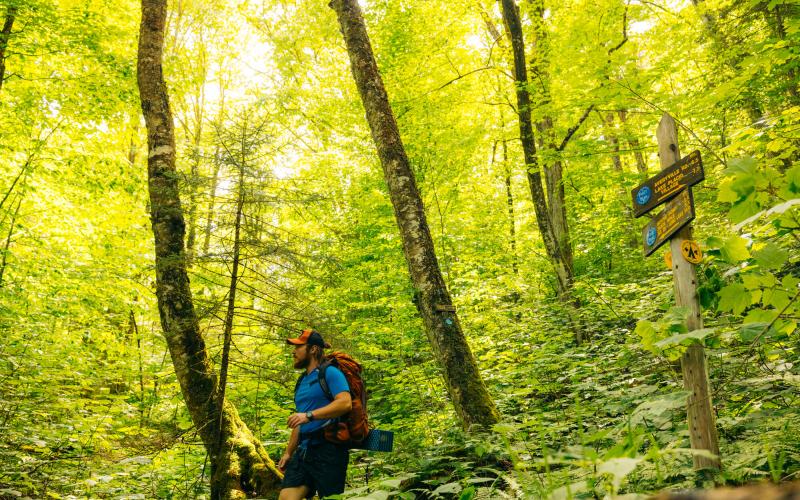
left=631, top=113, right=721, bottom=471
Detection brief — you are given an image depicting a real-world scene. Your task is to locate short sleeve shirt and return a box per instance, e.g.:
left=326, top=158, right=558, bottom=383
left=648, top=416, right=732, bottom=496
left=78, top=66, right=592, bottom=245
left=295, top=366, right=350, bottom=435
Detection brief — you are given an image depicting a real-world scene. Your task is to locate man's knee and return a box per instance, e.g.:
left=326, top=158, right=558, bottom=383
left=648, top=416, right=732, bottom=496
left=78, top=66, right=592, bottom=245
left=279, top=486, right=310, bottom=500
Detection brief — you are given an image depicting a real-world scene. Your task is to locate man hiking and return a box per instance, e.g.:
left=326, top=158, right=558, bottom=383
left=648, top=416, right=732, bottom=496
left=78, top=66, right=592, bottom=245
left=278, top=329, right=352, bottom=500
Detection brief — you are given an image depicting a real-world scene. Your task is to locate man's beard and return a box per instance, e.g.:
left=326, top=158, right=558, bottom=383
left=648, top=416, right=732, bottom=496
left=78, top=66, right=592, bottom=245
left=294, top=354, right=309, bottom=369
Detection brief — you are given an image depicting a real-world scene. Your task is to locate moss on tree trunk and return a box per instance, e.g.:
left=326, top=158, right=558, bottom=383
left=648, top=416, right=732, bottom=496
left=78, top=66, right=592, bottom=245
left=137, top=1, right=282, bottom=497
left=328, top=0, right=499, bottom=429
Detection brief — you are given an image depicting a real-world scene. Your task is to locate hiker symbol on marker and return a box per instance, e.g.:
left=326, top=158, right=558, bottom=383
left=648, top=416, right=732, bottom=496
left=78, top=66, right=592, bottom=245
left=680, top=240, right=702, bottom=264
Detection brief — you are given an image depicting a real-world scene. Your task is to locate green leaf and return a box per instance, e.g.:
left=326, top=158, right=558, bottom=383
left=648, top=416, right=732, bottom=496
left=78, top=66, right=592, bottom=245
left=635, top=320, right=658, bottom=354
left=459, top=486, right=476, bottom=500
left=786, top=165, right=800, bottom=194
left=654, top=328, right=716, bottom=349
left=717, top=180, right=739, bottom=203
left=725, top=156, right=758, bottom=176
left=597, top=457, right=642, bottom=492
left=432, top=482, right=462, bottom=496
left=718, top=283, right=750, bottom=314
left=753, top=243, right=788, bottom=269
left=763, top=288, right=790, bottom=309
left=720, top=235, right=750, bottom=264
left=738, top=322, right=770, bottom=342
left=631, top=391, right=690, bottom=425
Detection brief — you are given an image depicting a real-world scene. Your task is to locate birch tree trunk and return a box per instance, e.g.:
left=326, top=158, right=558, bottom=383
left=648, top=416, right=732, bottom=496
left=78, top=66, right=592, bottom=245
left=328, top=0, right=499, bottom=428
left=137, top=1, right=281, bottom=497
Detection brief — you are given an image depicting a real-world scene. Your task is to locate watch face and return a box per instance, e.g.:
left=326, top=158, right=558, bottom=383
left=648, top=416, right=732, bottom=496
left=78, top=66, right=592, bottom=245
left=306, top=411, right=314, bottom=420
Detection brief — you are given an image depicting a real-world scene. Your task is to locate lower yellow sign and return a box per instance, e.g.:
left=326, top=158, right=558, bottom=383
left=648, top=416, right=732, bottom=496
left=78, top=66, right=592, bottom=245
left=680, top=240, right=702, bottom=264
left=665, top=251, right=672, bottom=269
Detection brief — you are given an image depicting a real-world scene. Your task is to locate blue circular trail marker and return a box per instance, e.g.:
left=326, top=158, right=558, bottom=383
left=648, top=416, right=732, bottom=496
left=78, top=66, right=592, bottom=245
left=646, top=226, right=658, bottom=246
left=636, top=186, right=652, bottom=206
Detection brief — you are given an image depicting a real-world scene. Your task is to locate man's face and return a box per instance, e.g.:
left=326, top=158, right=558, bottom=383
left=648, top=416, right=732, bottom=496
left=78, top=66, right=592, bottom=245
left=293, top=344, right=309, bottom=369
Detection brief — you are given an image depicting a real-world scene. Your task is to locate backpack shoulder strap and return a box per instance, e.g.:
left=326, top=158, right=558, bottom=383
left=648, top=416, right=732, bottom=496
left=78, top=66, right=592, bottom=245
left=318, top=361, right=334, bottom=402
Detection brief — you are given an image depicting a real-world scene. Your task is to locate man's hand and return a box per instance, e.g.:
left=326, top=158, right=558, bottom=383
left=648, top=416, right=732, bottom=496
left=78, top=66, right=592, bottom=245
left=287, top=412, right=310, bottom=429
left=278, top=452, right=292, bottom=471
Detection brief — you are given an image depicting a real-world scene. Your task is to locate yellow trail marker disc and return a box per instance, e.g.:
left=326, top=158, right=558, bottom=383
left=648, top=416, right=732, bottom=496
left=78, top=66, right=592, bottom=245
left=680, top=240, right=702, bottom=264
left=665, top=251, right=672, bottom=269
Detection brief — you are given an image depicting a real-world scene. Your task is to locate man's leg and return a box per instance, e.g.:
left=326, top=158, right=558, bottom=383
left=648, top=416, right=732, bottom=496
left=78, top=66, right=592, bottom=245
left=278, top=486, right=311, bottom=500
left=309, top=443, right=349, bottom=498
left=280, top=449, right=314, bottom=500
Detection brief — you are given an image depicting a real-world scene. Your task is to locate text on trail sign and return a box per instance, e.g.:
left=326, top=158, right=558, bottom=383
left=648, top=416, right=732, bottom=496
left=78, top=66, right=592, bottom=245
left=631, top=150, right=704, bottom=217
left=642, top=189, right=695, bottom=256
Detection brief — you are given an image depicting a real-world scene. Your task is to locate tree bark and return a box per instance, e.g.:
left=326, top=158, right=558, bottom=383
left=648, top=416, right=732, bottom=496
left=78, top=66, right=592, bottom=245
left=0, top=193, right=21, bottom=288
left=617, top=110, right=648, bottom=177
left=137, top=1, right=281, bottom=497
left=500, top=0, right=572, bottom=298
left=213, top=156, right=245, bottom=497
left=500, top=139, right=519, bottom=275
left=328, top=0, right=499, bottom=428
left=657, top=114, right=721, bottom=471
left=528, top=0, right=575, bottom=281
left=0, top=6, right=16, bottom=95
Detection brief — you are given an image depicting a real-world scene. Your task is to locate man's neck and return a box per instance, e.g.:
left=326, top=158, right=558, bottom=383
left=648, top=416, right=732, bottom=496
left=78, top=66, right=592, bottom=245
left=306, top=358, right=320, bottom=375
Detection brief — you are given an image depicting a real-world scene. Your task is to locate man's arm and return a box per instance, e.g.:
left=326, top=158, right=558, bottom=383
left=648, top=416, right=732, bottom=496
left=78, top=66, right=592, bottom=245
left=286, top=391, right=352, bottom=428
left=278, top=426, right=300, bottom=471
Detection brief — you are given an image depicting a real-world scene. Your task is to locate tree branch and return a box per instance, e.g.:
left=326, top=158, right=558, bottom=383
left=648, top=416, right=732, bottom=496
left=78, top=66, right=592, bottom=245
left=557, top=105, right=595, bottom=151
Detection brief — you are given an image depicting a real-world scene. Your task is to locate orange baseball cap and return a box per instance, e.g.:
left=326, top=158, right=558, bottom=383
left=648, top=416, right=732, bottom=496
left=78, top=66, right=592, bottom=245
left=285, top=329, right=331, bottom=348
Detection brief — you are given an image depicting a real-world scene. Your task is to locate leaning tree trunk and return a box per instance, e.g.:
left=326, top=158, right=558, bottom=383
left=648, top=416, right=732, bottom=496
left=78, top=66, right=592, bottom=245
left=0, top=5, right=16, bottom=95
left=329, top=0, right=499, bottom=428
left=500, top=0, right=572, bottom=297
left=137, top=1, right=281, bottom=498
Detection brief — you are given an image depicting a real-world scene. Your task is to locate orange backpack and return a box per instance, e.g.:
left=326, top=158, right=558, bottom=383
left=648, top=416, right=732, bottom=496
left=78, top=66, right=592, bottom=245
left=317, top=352, right=369, bottom=446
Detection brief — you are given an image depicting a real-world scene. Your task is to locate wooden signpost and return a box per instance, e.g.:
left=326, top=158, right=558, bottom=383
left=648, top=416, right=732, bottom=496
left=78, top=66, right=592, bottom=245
left=635, top=114, right=721, bottom=471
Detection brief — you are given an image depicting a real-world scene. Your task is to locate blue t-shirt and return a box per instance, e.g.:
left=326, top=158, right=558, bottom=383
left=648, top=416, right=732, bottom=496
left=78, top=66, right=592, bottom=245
left=295, top=365, right=350, bottom=436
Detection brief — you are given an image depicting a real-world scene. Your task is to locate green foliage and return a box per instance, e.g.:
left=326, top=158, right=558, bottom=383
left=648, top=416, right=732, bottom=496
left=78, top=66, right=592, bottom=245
left=1, top=0, right=800, bottom=497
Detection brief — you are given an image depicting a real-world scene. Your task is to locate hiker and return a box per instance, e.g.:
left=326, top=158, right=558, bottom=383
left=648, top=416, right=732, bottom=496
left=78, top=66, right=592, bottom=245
left=278, top=329, right=353, bottom=500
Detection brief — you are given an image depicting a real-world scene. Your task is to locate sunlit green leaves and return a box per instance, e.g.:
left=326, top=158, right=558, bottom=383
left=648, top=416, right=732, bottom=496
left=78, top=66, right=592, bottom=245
left=718, top=283, right=750, bottom=315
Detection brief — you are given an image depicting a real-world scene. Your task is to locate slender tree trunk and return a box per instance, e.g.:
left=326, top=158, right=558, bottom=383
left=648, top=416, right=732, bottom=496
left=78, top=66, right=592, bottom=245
left=499, top=0, right=572, bottom=297
left=137, top=2, right=281, bottom=497
left=527, top=0, right=575, bottom=280
left=0, top=6, right=16, bottom=95
left=0, top=193, right=21, bottom=288
left=617, top=110, right=648, bottom=177
left=501, top=139, right=519, bottom=275
left=213, top=155, right=245, bottom=498
left=129, top=308, right=147, bottom=426
left=329, top=0, right=499, bottom=428
left=186, top=87, right=205, bottom=263
left=203, top=83, right=226, bottom=256
left=603, top=112, right=624, bottom=172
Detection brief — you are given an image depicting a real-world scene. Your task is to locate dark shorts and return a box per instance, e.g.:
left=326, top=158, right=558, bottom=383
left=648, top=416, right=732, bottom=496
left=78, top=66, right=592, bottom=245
left=281, top=441, right=349, bottom=498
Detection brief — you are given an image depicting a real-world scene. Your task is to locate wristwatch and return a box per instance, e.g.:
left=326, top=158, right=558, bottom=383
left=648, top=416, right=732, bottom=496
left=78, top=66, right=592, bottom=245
left=305, top=411, right=314, bottom=421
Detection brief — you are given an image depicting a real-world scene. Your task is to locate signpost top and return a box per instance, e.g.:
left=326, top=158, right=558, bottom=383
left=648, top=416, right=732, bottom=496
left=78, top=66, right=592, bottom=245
left=631, top=150, right=703, bottom=218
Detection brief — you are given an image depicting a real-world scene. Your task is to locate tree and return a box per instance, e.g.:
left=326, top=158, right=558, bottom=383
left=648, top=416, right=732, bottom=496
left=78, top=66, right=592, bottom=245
left=328, top=0, right=500, bottom=428
left=499, top=0, right=589, bottom=311
left=137, top=0, right=281, bottom=497
left=0, top=4, right=16, bottom=95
